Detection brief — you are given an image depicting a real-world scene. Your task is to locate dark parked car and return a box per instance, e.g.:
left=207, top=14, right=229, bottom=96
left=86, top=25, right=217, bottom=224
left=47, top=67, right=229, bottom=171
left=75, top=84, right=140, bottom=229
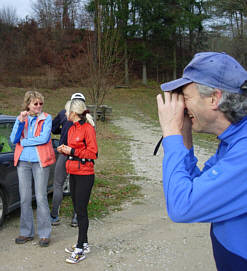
left=0, top=114, right=64, bottom=226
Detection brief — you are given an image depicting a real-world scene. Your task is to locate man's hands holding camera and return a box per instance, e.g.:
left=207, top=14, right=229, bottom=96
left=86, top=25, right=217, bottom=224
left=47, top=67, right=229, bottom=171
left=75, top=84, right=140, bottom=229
left=157, top=92, right=192, bottom=149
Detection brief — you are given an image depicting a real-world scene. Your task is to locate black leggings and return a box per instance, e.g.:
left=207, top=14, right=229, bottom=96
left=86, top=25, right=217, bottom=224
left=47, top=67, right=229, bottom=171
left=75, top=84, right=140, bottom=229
left=70, top=174, right=94, bottom=249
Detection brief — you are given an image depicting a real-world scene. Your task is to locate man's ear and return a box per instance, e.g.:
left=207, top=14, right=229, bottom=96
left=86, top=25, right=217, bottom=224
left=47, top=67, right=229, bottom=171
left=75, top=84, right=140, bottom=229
left=211, top=89, right=222, bottom=109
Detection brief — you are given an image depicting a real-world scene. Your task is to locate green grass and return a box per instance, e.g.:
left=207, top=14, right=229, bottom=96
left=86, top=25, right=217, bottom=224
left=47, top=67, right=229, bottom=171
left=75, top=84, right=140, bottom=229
left=192, top=132, right=219, bottom=151
left=0, top=85, right=142, bottom=219
left=0, top=83, right=217, bottom=219
left=104, top=84, right=161, bottom=122
left=54, top=120, right=141, bottom=219
left=57, top=176, right=140, bottom=219
left=104, top=84, right=219, bottom=150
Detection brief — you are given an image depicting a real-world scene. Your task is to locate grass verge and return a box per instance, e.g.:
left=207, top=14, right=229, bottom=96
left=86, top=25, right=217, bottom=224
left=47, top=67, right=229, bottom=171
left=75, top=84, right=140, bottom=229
left=59, top=121, right=141, bottom=219
left=0, top=84, right=217, bottom=219
left=0, top=86, right=142, bottom=219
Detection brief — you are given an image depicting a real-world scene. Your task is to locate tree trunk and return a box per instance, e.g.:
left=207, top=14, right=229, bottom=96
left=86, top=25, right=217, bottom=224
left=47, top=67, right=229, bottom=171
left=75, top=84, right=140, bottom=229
left=173, top=46, right=177, bottom=80
left=124, top=40, right=129, bottom=85
left=142, top=62, right=147, bottom=85
left=156, top=64, right=159, bottom=82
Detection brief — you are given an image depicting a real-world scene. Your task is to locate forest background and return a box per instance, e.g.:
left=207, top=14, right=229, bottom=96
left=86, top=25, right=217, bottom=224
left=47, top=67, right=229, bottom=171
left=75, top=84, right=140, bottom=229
left=1, top=0, right=246, bottom=100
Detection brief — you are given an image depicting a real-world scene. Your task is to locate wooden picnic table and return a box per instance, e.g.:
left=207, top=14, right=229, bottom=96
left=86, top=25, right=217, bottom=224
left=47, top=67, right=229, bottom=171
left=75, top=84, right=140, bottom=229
left=87, top=105, right=112, bottom=121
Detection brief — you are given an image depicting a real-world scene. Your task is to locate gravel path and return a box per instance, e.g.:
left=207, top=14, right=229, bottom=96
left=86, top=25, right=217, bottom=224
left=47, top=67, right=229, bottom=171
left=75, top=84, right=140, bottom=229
left=0, top=115, right=216, bottom=271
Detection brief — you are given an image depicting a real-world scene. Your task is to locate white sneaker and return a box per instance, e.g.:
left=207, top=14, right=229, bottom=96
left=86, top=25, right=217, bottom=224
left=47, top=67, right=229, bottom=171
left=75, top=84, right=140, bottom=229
left=65, top=243, right=90, bottom=254
left=83, top=243, right=90, bottom=254
left=65, top=248, right=86, bottom=264
left=65, top=244, right=76, bottom=254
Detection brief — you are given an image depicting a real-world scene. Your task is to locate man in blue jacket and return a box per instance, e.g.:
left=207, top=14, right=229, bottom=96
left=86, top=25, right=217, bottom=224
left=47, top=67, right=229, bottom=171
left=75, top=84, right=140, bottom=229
left=50, top=93, right=86, bottom=226
left=157, top=52, right=247, bottom=270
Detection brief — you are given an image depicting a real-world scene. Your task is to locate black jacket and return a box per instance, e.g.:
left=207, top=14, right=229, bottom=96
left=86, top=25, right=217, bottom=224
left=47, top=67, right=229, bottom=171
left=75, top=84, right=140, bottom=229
left=52, top=109, right=73, bottom=145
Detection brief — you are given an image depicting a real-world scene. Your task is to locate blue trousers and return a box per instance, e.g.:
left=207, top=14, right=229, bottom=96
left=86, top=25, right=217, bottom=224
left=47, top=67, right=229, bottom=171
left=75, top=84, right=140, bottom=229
left=17, top=161, right=51, bottom=239
left=211, top=226, right=247, bottom=271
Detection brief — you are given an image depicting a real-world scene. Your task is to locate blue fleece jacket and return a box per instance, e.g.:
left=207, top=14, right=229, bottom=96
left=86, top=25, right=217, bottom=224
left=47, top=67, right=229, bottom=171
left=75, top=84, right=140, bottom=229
left=162, top=115, right=247, bottom=259
left=10, top=114, right=52, bottom=162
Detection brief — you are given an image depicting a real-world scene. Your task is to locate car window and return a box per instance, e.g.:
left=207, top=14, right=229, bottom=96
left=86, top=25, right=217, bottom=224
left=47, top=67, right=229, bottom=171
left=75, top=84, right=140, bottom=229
left=0, top=122, right=15, bottom=153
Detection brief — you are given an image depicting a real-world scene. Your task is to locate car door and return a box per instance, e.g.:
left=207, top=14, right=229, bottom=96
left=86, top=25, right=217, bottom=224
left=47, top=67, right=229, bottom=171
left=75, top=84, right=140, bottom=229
left=0, top=120, right=20, bottom=213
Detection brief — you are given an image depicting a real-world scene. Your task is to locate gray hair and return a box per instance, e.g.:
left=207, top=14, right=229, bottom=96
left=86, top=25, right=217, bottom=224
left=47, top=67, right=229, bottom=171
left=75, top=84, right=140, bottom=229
left=67, top=99, right=95, bottom=127
left=196, top=83, right=247, bottom=123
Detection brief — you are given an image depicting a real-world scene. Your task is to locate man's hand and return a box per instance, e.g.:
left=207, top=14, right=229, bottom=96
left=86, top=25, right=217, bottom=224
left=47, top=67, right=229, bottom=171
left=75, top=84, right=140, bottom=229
left=157, top=92, right=193, bottom=149
left=157, top=92, right=185, bottom=137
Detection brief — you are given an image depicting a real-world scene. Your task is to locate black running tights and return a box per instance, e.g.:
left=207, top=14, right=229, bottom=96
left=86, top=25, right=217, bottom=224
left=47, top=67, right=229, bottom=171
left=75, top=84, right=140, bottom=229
left=69, top=174, right=94, bottom=249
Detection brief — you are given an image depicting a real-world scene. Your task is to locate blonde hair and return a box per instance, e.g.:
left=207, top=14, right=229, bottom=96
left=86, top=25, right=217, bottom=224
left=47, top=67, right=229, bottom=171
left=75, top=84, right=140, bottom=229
left=22, top=90, right=44, bottom=111
left=68, top=99, right=95, bottom=127
left=65, top=100, right=71, bottom=113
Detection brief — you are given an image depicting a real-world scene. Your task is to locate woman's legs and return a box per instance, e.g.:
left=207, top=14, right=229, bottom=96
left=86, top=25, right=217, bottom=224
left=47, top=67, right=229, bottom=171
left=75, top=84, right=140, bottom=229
left=70, top=174, right=94, bottom=249
left=17, top=161, right=35, bottom=237
left=32, top=163, right=51, bottom=239
left=51, top=154, right=67, bottom=218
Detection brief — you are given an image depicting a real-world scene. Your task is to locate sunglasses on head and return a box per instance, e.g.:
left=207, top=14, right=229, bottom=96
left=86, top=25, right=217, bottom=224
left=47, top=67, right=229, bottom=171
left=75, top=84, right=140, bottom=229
left=33, top=102, right=43, bottom=106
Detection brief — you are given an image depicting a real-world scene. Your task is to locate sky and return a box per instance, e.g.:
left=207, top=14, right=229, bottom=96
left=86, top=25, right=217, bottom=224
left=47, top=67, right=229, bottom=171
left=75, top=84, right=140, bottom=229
left=0, top=0, right=32, bottom=19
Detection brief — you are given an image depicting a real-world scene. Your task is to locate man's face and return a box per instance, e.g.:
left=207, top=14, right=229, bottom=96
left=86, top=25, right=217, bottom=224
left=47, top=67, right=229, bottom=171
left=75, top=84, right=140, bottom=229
left=182, top=83, right=214, bottom=133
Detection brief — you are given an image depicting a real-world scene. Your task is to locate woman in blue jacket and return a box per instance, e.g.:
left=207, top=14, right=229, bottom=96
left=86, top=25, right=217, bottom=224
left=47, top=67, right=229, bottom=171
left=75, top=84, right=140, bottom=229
left=10, top=90, right=55, bottom=247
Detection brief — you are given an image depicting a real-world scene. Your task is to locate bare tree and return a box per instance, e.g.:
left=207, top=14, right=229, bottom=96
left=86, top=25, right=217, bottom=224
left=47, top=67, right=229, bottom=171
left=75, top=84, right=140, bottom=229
left=31, top=0, right=55, bottom=28
left=0, top=6, right=18, bottom=26
left=32, top=0, right=85, bottom=29
left=85, top=1, right=123, bottom=107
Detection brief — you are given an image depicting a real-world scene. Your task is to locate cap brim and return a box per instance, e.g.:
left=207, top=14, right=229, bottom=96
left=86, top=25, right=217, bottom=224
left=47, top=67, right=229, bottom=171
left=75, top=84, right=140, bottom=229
left=160, top=78, right=192, bottom=91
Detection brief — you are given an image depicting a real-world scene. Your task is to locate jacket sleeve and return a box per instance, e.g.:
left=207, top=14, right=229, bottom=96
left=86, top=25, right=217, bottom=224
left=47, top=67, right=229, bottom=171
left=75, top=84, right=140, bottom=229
left=73, top=125, right=98, bottom=159
left=21, top=115, right=52, bottom=146
left=162, top=135, right=247, bottom=223
left=10, top=118, right=25, bottom=144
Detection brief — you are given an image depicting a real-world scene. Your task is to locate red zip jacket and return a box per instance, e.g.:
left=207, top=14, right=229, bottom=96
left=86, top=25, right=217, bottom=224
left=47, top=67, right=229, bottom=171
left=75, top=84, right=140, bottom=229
left=66, top=120, right=98, bottom=175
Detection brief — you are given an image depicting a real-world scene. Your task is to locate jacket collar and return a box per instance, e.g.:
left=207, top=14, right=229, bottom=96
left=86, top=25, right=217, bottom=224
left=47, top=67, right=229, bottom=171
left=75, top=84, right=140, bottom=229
left=74, top=119, right=86, bottom=126
left=37, top=112, right=46, bottom=121
left=218, top=115, right=247, bottom=144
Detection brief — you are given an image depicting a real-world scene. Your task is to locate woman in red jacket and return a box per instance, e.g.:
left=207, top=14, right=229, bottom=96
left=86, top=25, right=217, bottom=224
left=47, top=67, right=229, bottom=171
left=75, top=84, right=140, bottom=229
left=57, top=98, right=98, bottom=264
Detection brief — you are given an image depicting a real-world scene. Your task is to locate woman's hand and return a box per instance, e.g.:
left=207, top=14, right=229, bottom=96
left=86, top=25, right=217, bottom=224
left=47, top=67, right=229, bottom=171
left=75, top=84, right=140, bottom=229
left=57, top=144, right=72, bottom=155
left=18, top=111, right=29, bottom=122
left=57, top=144, right=64, bottom=154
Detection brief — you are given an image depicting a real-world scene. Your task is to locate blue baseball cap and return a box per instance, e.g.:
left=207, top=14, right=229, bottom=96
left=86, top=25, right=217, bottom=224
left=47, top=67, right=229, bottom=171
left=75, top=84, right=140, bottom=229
left=160, top=52, right=247, bottom=94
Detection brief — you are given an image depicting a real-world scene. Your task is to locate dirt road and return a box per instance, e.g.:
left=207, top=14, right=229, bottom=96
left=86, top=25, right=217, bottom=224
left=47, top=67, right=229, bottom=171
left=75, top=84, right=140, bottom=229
left=0, top=115, right=216, bottom=271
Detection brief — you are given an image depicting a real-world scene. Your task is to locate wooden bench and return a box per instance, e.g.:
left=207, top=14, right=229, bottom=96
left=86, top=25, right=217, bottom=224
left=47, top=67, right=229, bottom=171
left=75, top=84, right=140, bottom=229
left=87, top=105, right=112, bottom=121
